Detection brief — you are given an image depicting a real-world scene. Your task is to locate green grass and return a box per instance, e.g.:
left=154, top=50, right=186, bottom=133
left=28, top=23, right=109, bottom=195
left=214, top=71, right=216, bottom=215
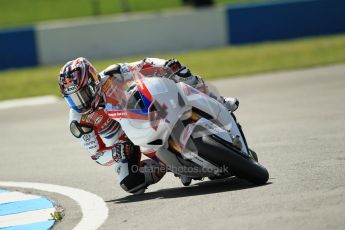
left=0, top=0, right=270, bottom=28
left=1, top=33, right=345, bottom=101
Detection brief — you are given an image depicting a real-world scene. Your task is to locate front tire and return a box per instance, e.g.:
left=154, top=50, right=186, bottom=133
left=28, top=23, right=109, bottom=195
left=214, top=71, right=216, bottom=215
left=194, top=135, right=269, bottom=185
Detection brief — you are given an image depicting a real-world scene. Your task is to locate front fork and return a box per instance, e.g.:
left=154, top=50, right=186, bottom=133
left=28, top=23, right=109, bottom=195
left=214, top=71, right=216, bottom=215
left=228, top=112, right=256, bottom=160
left=227, top=112, right=250, bottom=156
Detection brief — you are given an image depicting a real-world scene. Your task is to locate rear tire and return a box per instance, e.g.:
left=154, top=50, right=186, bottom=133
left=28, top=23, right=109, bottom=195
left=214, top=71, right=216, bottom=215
left=194, top=135, right=269, bottom=185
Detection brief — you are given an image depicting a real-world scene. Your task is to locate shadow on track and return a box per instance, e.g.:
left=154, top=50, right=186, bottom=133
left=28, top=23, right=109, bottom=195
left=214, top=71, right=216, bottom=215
left=107, top=177, right=271, bottom=204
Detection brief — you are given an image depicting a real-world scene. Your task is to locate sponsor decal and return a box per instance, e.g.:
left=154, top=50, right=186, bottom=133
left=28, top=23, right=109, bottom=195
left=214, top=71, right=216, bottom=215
left=83, top=134, right=91, bottom=142
left=110, top=111, right=128, bottom=117
left=107, top=110, right=147, bottom=120
left=85, top=140, right=96, bottom=146
left=95, top=115, right=103, bottom=125
left=88, top=145, right=97, bottom=150
left=99, top=118, right=112, bottom=131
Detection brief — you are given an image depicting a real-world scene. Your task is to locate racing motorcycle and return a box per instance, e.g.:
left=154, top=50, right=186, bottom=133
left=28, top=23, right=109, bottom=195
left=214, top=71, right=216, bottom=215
left=106, top=66, right=269, bottom=186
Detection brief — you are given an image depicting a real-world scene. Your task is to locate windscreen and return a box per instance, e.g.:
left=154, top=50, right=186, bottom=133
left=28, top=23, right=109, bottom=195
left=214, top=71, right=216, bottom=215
left=105, top=65, right=175, bottom=120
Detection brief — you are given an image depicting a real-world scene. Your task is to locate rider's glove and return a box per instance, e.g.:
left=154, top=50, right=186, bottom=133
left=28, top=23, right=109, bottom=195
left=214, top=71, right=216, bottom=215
left=164, top=59, right=182, bottom=72
left=112, top=142, right=134, bottom=162
left=164, top=59, right=193, bottom=80
left=217, top=96, right=239, bottom=112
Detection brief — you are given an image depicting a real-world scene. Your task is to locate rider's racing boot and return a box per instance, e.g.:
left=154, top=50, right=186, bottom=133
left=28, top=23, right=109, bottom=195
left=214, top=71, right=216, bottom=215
left=217, top=96, right=239, bottom=112
left=135, top=159, right=166, bottom=194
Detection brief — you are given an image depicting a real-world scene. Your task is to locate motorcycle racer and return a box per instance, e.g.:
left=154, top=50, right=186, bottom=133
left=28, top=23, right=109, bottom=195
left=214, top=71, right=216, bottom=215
left=58, top=57, right=239, bottom=194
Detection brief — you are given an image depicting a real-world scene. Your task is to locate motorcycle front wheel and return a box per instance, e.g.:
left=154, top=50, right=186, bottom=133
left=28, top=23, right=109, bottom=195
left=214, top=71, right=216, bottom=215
left=193, top=135, right=269, bottom=185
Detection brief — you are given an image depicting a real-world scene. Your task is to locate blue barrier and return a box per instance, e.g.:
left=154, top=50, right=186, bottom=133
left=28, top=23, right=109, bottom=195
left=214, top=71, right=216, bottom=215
left=227, top=0, right=345, bottom=44
left=0, top=1, right=344, bottom=70
left=0, top=27, right=38, bottom=70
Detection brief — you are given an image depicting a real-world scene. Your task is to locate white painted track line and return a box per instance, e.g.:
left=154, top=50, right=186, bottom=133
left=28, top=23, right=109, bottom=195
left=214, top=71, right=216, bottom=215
left=0, top=191, right=39, bottom=204
left=0, top=208, right=56, bottom=228
left=0, top=182, right=109, bottom=230
left=0, top=95, right=59, bottom=110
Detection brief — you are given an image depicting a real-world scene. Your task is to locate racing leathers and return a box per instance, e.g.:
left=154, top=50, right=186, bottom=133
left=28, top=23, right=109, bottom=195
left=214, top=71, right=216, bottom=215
left=68, top=57, right=238, bottom=194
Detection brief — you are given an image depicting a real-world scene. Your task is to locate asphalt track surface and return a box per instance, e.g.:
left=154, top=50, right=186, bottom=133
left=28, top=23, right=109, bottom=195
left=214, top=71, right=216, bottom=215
left=1, top=64, right=345, bottom=230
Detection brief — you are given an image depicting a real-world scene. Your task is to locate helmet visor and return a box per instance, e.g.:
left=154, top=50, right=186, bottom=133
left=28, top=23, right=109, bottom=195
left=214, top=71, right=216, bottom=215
left=64, top=85, right=95, bottom=114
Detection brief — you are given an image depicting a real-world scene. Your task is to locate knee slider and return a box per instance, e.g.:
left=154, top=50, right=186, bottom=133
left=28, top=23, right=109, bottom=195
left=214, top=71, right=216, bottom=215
left=119, top=172, right=146, bottom=193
